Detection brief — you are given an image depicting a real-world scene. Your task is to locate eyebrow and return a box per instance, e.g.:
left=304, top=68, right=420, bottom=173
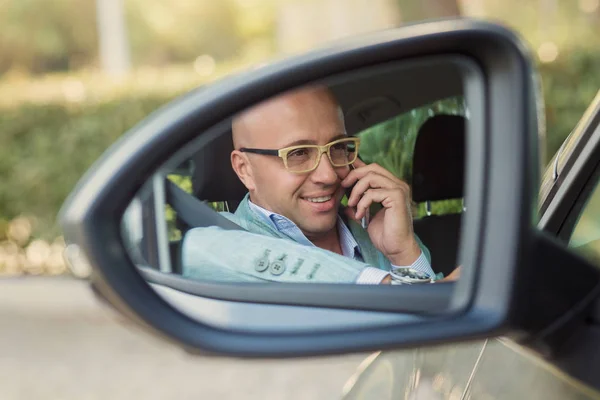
left=282, top=133, right=348, bottom=148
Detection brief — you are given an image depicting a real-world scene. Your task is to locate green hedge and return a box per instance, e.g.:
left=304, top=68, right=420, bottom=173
left=1, top=49, right=598, bottom=241
left=539, top=49, right=600, bottom=160
left=0, top=96, right=174, bottom=240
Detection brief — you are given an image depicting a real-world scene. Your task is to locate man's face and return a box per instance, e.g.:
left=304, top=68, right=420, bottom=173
left=232, top=87, right=350, bottom=240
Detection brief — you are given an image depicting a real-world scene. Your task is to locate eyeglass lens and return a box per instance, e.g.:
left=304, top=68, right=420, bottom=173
left=285, top=140, right=357, bottom=171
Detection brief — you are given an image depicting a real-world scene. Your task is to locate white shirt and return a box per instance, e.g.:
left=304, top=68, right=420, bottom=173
left=248, top=201, right=434, bottom=284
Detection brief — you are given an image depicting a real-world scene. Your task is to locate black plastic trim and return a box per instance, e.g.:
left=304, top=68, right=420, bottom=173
left=139, top=267, right=454, bottom=314
left=539, top=93, right=600, bottom=232
left=513, top=232, right=600, bottom=352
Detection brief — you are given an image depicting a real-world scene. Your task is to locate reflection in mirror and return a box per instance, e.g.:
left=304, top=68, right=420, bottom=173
left=121, top=57, right=474, bottom=298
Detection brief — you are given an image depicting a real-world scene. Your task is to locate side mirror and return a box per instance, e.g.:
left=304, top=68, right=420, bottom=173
left=59, top=19, right=599, bottom=359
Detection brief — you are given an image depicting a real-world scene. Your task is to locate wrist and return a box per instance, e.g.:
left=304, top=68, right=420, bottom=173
left=387, top=240, right=421, bottom=266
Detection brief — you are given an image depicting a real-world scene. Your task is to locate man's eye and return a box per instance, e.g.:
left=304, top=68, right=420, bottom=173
left=288, top=148, right=309, bottom=158
left=333, top=142, right=355, bottom=153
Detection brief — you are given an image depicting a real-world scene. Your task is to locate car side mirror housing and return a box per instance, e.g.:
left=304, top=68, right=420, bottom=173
left=59, top=19, right=600, bottom=359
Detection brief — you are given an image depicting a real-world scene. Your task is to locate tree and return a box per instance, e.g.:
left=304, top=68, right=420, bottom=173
left=0, top=0, right=98, bottom=75
left=96, top=0, right=131, bottom=76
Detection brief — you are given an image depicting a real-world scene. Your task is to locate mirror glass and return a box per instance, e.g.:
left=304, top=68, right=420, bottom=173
left=119, top=56, right=482, bottom=319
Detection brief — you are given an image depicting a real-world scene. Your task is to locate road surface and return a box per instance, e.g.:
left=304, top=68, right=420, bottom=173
left=0, top=277, right=369, bottom=400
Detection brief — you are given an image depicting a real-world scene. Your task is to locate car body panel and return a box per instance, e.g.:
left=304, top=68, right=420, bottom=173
left=342, top=340, right=487, bottom=399
left=343, top=339, right=600, bottom=400
left=468, top=339, right=600, bottom=399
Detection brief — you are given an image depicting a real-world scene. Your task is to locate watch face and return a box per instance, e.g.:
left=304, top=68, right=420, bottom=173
left=390, top=267, right=431, bottom=284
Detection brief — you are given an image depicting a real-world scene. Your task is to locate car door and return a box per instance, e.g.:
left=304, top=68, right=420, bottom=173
left=341, top=340, right=487, bottom=399
left=440, top=90, right=600, bottom=399
left=342, top=90, right=600, bottom=400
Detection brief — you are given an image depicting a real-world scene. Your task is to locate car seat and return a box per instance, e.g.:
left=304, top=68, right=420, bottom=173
left=412, top=114, right=465, bottom=277
left=190, top=130, right=247, bottom=211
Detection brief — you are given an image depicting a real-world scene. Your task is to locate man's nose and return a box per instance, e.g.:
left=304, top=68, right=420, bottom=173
left=310, top=152, right=338, bottom=184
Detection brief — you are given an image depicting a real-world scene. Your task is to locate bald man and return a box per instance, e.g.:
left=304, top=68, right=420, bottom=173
left=181, top=85, right=449, bottom=284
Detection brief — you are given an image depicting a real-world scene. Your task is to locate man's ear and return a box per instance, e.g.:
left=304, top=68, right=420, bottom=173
left=231, top=150, right=256, bottom=191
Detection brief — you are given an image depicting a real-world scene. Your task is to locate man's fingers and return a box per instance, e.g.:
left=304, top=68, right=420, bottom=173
left=354, top=185, right=412, bottom=219
left=344, top=164, right=400, bottom=185
left=355, top=189, right=377, bottom=220
left=347, top=172, right=398, bottom=207
left=354, top=188, right=398, bottom=219
left=343, top=162, right=404, bottom=189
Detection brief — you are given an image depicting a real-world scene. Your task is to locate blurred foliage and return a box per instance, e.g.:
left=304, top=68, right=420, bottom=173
left=3, top=49, right=599, bottom=239
left=165, top=174, right=225, bottom=240
left=125, top=0, right=243, bottom=64
left=0, top=95, right=171, bottom=240
left=0, top=0, right=276, bottom=76
left=167, top=174, right=193, bottom=193
left=538, top=51, right=600, bottom=159
left=0, top=0, right=98, bottom=74
left=467, top=0, right=600, bottom=159
left=1, top=0, right=599, bottom=243
left=0, top=58, right=261, bottom=109
left=165, top=175, right=194, bottom=240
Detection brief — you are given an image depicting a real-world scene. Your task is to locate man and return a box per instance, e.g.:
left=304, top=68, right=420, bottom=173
left=182, top=85, right=458, bottom=284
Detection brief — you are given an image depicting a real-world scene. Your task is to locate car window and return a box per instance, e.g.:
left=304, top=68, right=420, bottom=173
left=163, top=95, right=468, bottom=243
left=568, top=177, right=600, bottom=266
left=121, top=62, right=476, bottom=285
left=356, top=95, right=466, bottom=218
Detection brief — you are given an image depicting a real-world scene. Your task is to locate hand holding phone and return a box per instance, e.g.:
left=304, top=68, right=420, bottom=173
left=342, top=157, right=420, bottom=265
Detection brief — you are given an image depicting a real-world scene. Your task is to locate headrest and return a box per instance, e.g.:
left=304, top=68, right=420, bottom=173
left=191, top=131, right=247, bottom=203
left=412, top=115, right=465, bottom=203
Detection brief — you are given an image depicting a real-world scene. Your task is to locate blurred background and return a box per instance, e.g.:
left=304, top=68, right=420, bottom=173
left=1, top=0, right=599, bottom=277
left=1, top=2, right=599, bottom=399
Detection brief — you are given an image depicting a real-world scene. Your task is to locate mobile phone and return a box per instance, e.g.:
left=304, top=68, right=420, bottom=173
left=347, top=164, right=369, bottom=229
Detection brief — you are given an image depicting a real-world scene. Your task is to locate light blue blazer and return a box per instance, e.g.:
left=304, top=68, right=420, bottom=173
left=181, top=194, right=431, bottom=283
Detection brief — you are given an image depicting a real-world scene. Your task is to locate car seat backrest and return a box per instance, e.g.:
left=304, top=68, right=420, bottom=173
left=412, top=115, right=465, bottom=203
left=411, top=114, right=466, bottom=276
left=191, top=130, right=247, bottom=207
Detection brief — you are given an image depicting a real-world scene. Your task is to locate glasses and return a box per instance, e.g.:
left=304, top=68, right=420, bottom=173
left=240, top=137, right=360, bottom=173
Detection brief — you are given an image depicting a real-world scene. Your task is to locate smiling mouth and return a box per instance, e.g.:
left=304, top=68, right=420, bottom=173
left=304, top=195, right=333, bottom=203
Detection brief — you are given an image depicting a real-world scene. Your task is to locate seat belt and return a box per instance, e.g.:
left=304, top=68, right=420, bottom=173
left=164, top=179, right=242, bottom=231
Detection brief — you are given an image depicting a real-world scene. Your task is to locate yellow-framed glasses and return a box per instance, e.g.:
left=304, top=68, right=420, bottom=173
left=240, top=137, right=360, bottom=173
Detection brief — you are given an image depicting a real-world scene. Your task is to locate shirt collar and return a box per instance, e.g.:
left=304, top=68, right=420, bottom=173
left=247, top=200, right=362, bottom=260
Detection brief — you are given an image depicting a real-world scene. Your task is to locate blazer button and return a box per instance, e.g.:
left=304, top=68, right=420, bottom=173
left=269, top=260, right=286, bottom=276
left=255, top=257, right=269, bottom=272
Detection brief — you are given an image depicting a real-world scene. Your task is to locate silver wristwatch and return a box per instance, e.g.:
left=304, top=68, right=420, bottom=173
left=389, top=267, right=434, bottom=285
